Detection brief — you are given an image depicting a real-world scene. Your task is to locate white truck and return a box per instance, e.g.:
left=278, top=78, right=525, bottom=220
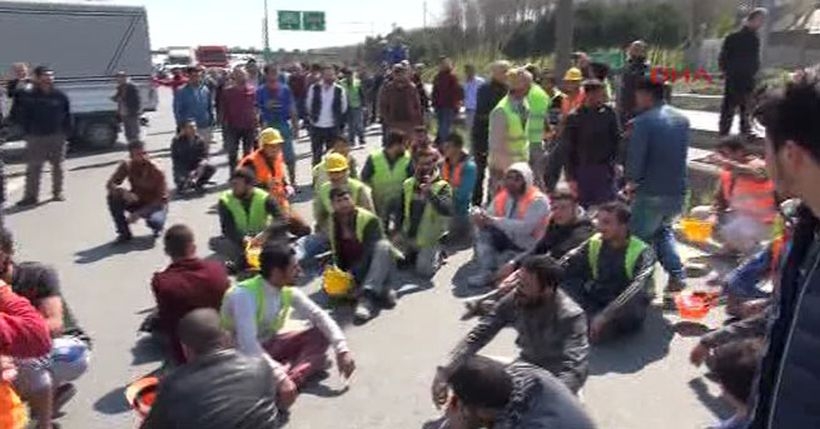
left=0, top=1, right=158, bottom=148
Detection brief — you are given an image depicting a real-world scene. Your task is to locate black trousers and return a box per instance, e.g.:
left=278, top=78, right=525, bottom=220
left=719, top=79, right=754, bottom=136
left=310, top=126, right=339, bottom=166
left=223, top=126, right=257, bottom=173
left=472, top=150, right=488, bottom=207
left=544, top=137, right=567, bottom=193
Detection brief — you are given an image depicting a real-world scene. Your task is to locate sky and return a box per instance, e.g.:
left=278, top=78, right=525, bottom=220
left=109, top=0, right=444, bottom=50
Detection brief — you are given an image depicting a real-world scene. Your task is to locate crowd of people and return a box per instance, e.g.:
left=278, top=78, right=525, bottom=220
left=3, top=5, right=820, bottom=429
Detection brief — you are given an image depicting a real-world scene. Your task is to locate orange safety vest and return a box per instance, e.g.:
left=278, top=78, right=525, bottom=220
left=0, top=382, right=27, bottom=428
left=442, top=159, right=464, bottom=189
left=720, top=168, right=776, bottom=224
left=492, top=186, right=549, bottom=240
left=240, top=150, right=290, bottom=212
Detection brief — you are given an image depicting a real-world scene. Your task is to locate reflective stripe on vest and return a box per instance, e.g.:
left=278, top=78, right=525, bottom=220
left=402, top=177, right=450, bottom=247
left=492, top=186, right=549, bottom=240
left=442, top=159, right=464, bottom=189
left=220, top=188, right=270, bottom=236
left=369, top=151, right=410, bottom=214
left=587, top=233, right=649, bottom=280
left=526, top=85, right=550, bottom=144
left=720, top=169, right=777, bottom=224
left=320, top=179, right=367, bottom=214
left=490, top=96, right=530, bottom=165
left=330, top=208, right=381, bottom=265
left=221, top=276, right=293, bottom=337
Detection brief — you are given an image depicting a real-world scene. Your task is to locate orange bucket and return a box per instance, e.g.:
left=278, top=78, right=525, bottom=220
left=674, top=292, right=712, bottom=321
left=679, top=217, right=714, bottom=243
left=125, top=376, right=159, bottom=418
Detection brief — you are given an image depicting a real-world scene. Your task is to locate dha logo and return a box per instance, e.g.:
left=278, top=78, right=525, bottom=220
left=649, top=67, right=715, bottom=85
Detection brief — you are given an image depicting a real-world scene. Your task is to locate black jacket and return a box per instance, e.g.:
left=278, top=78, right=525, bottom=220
left=141, top=349, right=279, bottom=429
left=748, top=205, right=820, bottom=429
left=115, top=82, right=142, bottom=117
left=472, top=80, right=508, bottom=153
left=171, top=135, right=208, bottom=173
left=11, top=87, right=71, bottom=136
left=512, top=214, right=595, bottom=268
left=719, top=26, right=761, bottom=84
left=565, top=104, right=621, bottom=180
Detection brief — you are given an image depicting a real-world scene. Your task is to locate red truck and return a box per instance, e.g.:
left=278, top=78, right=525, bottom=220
left=195, top=45, right=229, bottom=68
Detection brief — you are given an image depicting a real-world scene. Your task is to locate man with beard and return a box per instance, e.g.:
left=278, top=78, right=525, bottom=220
left=433, top=256, right=588, bottom=397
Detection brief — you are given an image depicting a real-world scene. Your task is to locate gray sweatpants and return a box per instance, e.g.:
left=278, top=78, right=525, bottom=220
left=362, top=240, right=396, bottom=295
left=23, top=133, right=66, bottom=201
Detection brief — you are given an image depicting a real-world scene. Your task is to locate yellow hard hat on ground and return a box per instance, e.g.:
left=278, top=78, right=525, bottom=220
left=259, top=128, right=284, bottom=146
left=564, top=67, right=583, bottom=82
left=325, top=153, right=349, bottom=173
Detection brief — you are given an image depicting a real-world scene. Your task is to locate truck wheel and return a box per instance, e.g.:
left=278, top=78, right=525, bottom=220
left=81, top=120, right=118, bottom=149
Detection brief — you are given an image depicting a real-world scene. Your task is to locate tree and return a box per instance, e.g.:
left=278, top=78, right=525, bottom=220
left=554, top=0, right=573, bottom=79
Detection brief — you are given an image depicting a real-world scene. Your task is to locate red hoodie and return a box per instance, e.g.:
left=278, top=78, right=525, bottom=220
left=0, top=284, right=51, bottom=358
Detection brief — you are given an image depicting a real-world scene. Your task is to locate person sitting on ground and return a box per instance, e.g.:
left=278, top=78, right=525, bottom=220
left=469, top=163, right=550, bottom=288
left=106, top=140, right=169, bottom=243
left=436, top=356, right=597, bottom=429
left=703, top=339, right=764, bottom=429
left=709, top=135, right=778, bottom=254
left=0, top=282, right=51, bottom=429
left=239, top=128, right=295, bottom=212
left=328, top=187, right=397, bottom=323
left=217, top=169, right=305, bottom=272
left=441, top=132, right=478, bottom=239
left=151, top=225, right=230, bottom=364
left=140, top=309, right=279, bottom=429
left=220, top=243, right=356, bottom=408
left=0, top=229, right=89, bottom=428
left=312, top=135, right=359, bottom=190
left=391, top=147, right=453, bottom=278
left=464, top=189, right=595, bottom=318
left=434, top=256, right=588, bottom=397
left=561, top=202, right=656, bottom=344
left=170, top=119, right=215, bottom=194
left=361, top=130, right=413, bottom=220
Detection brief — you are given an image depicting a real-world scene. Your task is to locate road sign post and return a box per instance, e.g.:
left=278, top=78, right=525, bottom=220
left=278, top=10, right=302, bottom=30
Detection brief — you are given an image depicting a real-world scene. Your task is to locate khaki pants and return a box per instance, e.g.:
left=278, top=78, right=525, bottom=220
left=23, top=133, right=66, bottom=201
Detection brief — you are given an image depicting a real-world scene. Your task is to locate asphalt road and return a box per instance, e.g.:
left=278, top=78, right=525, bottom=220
left=3, top=89, right=731, bottom=429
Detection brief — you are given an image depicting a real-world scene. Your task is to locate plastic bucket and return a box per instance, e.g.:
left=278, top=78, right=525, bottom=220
left=674, top=292, right=712, bottom=321
left=125, top=376, right=159, bottom=418
left=323, top=266, right=353, bottom=297
left=679, top=217, right=714, bottom=243
left=245, top=243, right=262, bottom=271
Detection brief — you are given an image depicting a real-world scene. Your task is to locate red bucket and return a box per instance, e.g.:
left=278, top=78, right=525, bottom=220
left=125, top=376, right=159, bottom=418
left=675, top=292, right=712, bottom=320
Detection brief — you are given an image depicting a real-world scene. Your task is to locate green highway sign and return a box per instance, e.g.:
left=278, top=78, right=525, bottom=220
left=302, top=11, right=326, bottom=31
left=277, top=10, right=301, bottom=30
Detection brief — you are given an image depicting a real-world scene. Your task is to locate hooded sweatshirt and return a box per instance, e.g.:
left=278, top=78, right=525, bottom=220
left=488, top=163, right=551, bottom=250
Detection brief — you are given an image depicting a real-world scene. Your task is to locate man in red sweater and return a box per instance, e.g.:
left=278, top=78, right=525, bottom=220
left=0, top=282, right=50, bottom=359
left=151, top=224, right=230, bottom=364
left=431, top=56, right=463, bottom=146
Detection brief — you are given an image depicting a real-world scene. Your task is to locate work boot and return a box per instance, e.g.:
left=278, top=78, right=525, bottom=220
left=15, top=197, right=38, bottom=208
left=663, top=277, right=687, bottom=308
left=53, top=383, right=77, bottom=417
left=113, top=233, right=133, bottom=245
left=380, top=289, right=397, bottom=309
left=52, top=193, right=66, bottom=202
left=354, top=295, right=378, bottom=323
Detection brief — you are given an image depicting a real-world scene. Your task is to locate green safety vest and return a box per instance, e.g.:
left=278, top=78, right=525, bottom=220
left=221, top=275, right=293, bottom=337
left=490, top=96, right=530, bottom=165
left=526, top=85, right=550, bottom=144
left=329, top=208, right=381, bottom=266
left=402, top=177, right=450, bottom=248
left=319, top=178, right=369, bottom=214
left=368, top=151, right=411, bottom=217
left=219, top=188, right=270, bottom=237
left=587, top=233, right=649, bottom=281
left=343, top=79, right=362, bottom=108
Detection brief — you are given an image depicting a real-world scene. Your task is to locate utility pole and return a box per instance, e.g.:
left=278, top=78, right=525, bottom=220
left=423, top=1, right=428, bottom=29
left=263, top=0, right=272, bottom=62
left=554, top=0, right=573, bottom=80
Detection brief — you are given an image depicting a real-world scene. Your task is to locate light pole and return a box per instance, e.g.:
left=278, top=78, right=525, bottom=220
left=263, top=0, right=272, bottom=62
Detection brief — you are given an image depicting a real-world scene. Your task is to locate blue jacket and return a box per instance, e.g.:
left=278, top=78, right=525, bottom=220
left=173, top=83, right=213, bottom=128
left=443, top=153, right=477, bottom=217
left=626, top=103, right=690, bottom=198
left=748, top=206, right=820, bottom=429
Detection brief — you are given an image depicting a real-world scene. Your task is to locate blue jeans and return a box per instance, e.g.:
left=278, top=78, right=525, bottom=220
left=295, top=233, right=330, bottom=277
left=265, top=120, right=295, bottom=167
left=436, top=108, right=456, bottom=144
left=107, top=194, right=167, bottom=237
left=726, top=247, right=773, bottom=299
left=630, top=194, right=685, bottom=281
left=347, top=107, right=365, bottom=144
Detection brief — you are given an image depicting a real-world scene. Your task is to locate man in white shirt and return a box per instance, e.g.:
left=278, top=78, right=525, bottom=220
left=221, top=243, right=356, bottom=409
left=307, top=65, right=348, bottom=166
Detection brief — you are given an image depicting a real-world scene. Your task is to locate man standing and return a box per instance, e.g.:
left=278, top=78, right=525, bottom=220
left=488, top=69, right=531, bottom=197
left=462, top=64, right=484, bottom=145
left=221, top=67, right=257, bottom=174
left=618, top=40, right=650, bottom=123
left=431, top=57, right=462, bottom=145
left=341, top=68, right=366, bottom=146
left=379, top=64, right=423, bottom=139
left=471, top=61, right=510, bottom=207
left=307, top=65, right=348, bottom=166
left=112, top=71, right=142, bottom=144
left=13, top=66, right=71, bottom=207
left=287, top=63, right=309, bottom=124
left=525, top=69, right=551, bottom=186
left=718, top=8, right=767, bottom=137
left=173, top=66, right=213, bottom=143
left=106, top=141, right=169, bottom=243
left=257, top=65, right=298, bottom=186
left=170, top=120, right=215, bottom=194
left=244, top=59, right=264, bottom=89
left=742, top=72, right=820, bottom=429
left=565, top=80, right=621, bottom=208
left=626, top=77, right=689, bottom=298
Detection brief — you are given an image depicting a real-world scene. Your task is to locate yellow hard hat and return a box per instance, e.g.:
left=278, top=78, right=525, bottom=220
left=259, top=128, right=284, bottom=146
left=325, top=153, right=349, bottom=173
left=563, top=67, right=583, bottom=82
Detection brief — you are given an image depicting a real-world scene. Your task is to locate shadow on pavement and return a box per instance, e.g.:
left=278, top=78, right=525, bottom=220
left=589, top=307, right=673, bottom=375
left=93, top=386, right=130, bottom=415
left=291, top=185, right=314, bottom=204
left=450, top=258, right=487, bottom=299
left=3, top=200, right=51, bottom=216
left=131, top=334, right=165, bottom=365
left=169, top=182, right=231, bottom=202
left=74, top=236, right=157, bottom=264
left=688, top=377, right=734, bottom=420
